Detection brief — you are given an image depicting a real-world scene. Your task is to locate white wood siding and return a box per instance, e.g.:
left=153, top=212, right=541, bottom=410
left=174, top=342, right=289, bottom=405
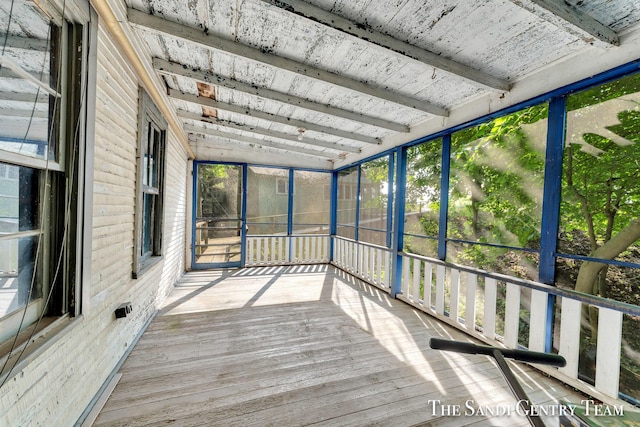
left=0, top=19, right=188, bottom=427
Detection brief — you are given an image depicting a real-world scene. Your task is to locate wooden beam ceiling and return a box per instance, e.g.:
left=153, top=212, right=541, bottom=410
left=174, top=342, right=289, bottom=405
left=258, top=0, right=511, bottom=92
left=185, top=125, right=344, bottom=160
left=508, top=0, right=619, bottom=46
left=0, top=33, right=49, bottom=51
left=128, top=8, right=450, bottom=116
left=168, top=88, right=381, bottom=145
left=179, top=110, right=362, bottom=154
left=154, top=58, right=410, bottom=133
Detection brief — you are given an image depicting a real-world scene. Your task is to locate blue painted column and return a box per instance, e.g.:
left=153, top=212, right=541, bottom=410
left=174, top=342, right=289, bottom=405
left=386, top=152, right=395, bottom=248
left=438, top=135, right=452, bottom=261
left=391, top=147, right=407, bottom=298
left=539, top=97, right=567, bottom=352
left=329, top=170, right=338, bottom=262
left=240, top=164, right=248, bottom=267
left=354, top=166, right=362, bottom=242
left=287, top=169, right=294, bottom=261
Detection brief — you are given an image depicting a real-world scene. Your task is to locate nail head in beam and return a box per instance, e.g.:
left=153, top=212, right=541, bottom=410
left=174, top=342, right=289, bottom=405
left=128, top=8, right=449, bottom=116
left=154, top=57, right=410, bottom=133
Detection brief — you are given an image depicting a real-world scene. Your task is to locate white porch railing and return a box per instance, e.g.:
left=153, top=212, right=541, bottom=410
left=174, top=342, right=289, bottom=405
left=328, top=237, right=639, bottom=405
left=396, top=251, right=639, bottom=404
left=332, top=236, right=392, bottom=291
left=245, top=234, right=329, bottom=266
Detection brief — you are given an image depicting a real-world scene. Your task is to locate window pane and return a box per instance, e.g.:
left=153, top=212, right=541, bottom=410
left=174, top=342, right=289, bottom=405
left=404, top=139, right=441, bottom=257
left=0, top=163, right=39, bottom=233
left=358, top=158, right=389, bottom=246
left=293, top=170, right=330, bottom=235
left=0, top=3, right=60, bottom=160
left=336, top=167, right=358, bottom=238
left=142, top=193, right=154, bottom=256
left=247, top=166, right=288, bottom=235
left=0, top=235, right=39, bottom=318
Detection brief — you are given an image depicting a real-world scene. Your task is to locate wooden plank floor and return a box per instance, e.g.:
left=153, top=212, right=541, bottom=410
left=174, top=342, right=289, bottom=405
left=94, top=265, right=587, bottom=426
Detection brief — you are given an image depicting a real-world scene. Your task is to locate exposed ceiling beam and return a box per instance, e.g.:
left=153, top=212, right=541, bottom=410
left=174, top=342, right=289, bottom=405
left=0, top=91, right=48, bottom=102
left=0, top=33, right=50, bottom=51
left=154, top=58, right=409, bottom=133
left=168, top=88, right=381, bottom=145
left=128, top=8, right=449, bottom=116
left=0, top=108, right=49, bottom=119
left=185, top=125, right=343, bottom=160
left=179, top=110, right=361, bottom=154
left=508, top=0, right=619, bottom=46
left=259, top=0, right=511, bottom=92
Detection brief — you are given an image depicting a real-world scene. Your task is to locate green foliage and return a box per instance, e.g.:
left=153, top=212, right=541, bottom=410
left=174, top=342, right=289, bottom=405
left=448, top=104, right=548, bottom=249
left=562, top=83, right=640, bottom=252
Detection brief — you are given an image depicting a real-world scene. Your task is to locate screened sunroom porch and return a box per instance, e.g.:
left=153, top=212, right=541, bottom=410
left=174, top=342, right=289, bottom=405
left=2, top=0, right=640, bottom=425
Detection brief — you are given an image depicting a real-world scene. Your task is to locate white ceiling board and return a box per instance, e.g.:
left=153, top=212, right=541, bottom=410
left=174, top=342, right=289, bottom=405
left=121, top=0, right=640, bottom=170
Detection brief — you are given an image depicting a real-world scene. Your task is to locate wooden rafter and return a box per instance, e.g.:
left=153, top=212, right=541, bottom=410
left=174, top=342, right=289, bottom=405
left=508, top=0, right=619, bottom=46
left=179, top=110, right=362, bottom=154
left=168, top=88, right=381, bottom=145
left=154, top=58, right=409, bottom=133
left=259, top=0, right=511, bottom=91
left=185, top=125, right=344, bottom=160
left=128, top=8, right=449, bottom=116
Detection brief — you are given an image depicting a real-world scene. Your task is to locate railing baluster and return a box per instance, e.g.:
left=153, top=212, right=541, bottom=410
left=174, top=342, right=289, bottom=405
left=449, top=268, right=460, bottom=322
left=424, top=262, right=433, bottom=310
left=375, top=248, right=382, bottom=285
left=484, top=277, right=497, bottom=340
left=596, top=307, right=623, bottom=398
left=402, top=256, right=410, bottom=297
left=504, top=283, right=521, bottom=348
left=465, top=273, right=477, bottom=331
left=558, top=297, right=581, bottom=379
left=247, top=237, right=254, bottom=265
left=436, top=265, right=446, bottom=315
left=412, top=258, right=421, bottom=304
left=528, top=289, right=549, bottom=353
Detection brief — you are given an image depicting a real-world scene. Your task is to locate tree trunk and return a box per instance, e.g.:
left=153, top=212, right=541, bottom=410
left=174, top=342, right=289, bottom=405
left=575, top=216, right=640, bottom=295
left=575, top=217, right=640, bottom=340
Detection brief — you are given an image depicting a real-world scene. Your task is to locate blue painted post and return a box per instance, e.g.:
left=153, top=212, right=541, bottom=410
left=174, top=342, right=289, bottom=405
left=191, top=161, right=199, bottom=269
left=329, top=170, right=338, bottom=263
left=386, top=152, right=395, bottom=248
left=438, top=135, right=452, bottom=261
left=355, top=166, right=362, bottom=242
left=539, top=97, right=567, bottom=352
left=240, top=164, right=248, bottom=267
left=391, top=147, right=407, bottom=298
left=287, top=169, right=294, bottom=262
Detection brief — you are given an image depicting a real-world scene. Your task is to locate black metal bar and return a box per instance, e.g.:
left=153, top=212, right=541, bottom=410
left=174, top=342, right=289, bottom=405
left=429, top=338, right=566, bottom=367
left=429, top=338, right=568, bottom=427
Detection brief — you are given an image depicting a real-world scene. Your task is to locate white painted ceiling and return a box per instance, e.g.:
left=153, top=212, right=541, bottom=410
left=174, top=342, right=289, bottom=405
left=4, top=0, right=640, bottom=170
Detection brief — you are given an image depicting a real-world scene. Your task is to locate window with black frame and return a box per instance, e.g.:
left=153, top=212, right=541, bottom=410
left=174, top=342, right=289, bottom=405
left=133, top=89, right=167, bottom=277
left=0, top=1, right=89, bottom=347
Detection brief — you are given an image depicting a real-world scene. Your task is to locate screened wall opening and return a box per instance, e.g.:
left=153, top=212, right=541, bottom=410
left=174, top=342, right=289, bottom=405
left=188, top=66, right=640, bottom=406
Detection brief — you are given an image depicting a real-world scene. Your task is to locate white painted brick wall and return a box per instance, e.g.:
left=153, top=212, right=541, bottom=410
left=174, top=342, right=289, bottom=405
left=0, top=21, right=188, bottom=427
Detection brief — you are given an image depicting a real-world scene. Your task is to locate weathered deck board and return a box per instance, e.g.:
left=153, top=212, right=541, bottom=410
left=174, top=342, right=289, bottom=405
left=94, top=265, right=586, bottom=426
